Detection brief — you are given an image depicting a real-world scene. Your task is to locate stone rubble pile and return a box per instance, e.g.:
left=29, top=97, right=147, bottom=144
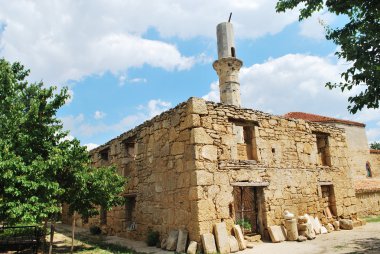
left=157, top=212, right=367, bottom=253
left=159, top=222, right=262, bottom=254
left=267, top=210, right=366, bottom=244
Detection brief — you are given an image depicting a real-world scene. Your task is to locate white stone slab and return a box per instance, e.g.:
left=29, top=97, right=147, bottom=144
left=166, top=230, right=179, bottom=251
left=176, top=229, right=188, bottom=253
left=229, top=236, right=239, bottom=253
left=201, top=233, right=217, bottom=254
left=313, top=216, right=322, bottom=235
left=187, top=241, right=197, bottom=254
left=232, top=225, right=246, bottom=250
left=214, top=222, right=230, bottom=254
left=268, top=225, right=286, bottom=243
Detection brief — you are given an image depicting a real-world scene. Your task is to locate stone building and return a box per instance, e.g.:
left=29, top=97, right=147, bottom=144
left=62, top=21, right=379, bottom=243
left=283, top=112, right=380, bottom=217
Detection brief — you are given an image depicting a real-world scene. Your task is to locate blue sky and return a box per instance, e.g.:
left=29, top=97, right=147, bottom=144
left=0, top=0, right=379, bottom=149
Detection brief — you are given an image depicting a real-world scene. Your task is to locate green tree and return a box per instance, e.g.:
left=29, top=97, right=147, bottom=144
left=370, top=141, right=380, bottom=150
left=276, top=0, right=380, bottom=114
left=0, top=59, right=126, bottom=252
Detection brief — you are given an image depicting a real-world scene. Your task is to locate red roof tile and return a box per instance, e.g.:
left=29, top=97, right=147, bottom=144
left=370, top=149, right=380, bottom=154
left=284, top=112, right=365, bottom=127
left=355, top=179, right=380, bottom=193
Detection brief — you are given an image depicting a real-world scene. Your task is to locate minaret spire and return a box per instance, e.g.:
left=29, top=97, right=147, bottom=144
left=213, top=19, right=243, bottom=107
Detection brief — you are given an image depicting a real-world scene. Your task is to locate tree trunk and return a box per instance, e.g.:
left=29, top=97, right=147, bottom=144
left=48, top=221, right=55, bottom=254
left=43, top=218, right=48, bottom=254
left=71, top=212, right=76, bottom=254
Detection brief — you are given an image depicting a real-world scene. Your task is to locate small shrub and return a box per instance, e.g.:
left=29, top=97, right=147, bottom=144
left=236, top=219, right=252, bottom=231
left=89, top=225, right=102, bottom=235
left=146, top=229, right=160, bottom=246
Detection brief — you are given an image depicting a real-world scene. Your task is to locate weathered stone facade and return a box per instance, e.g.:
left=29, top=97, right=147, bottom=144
left=63, top=97, right=359, bottom=243
left=370, top=150, right=380, bottom=178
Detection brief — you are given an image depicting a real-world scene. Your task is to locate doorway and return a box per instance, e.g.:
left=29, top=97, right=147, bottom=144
left=233, top=186, right=266, bottom=237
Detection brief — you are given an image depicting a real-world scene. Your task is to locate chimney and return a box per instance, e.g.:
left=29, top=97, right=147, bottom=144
left=213, top=21, right=243, bottom=107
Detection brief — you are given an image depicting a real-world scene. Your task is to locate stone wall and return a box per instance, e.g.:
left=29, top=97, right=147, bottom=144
left=331, top=124, right=370, bottom=179
left=356, top=191, right=380, bottom=217
left=191, top=99, right=357, bottom=240
left=370, top=150, right=380, bottom=178
left=63, top=99, right=204, bottom=241
left=62, top=97, right=358, bottom=243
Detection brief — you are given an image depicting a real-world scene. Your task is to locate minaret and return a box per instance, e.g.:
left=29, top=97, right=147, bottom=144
left=213, top=20, right=243, bottom=107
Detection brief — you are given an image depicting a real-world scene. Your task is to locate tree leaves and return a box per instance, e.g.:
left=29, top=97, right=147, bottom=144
left=0, top=58, right=126, bottom=225
left=276, top=0, right=380, bottom=114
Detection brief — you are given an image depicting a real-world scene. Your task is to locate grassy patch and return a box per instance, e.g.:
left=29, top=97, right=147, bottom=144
left=363, top=215, right=380, bottom=223
left=52, top=229, right=136, bottom=254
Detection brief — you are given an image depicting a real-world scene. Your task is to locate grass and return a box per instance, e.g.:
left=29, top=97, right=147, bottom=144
left=52, top=227, right=137, bottom=254
left=363, top=215, right=380, bottom=223
left=75, top=237, right=136, bottom=254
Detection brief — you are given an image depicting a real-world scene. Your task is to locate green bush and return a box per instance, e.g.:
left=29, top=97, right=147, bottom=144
left=236, top=219, right=252, bottom=231
left=89, top=225, right=102, bottom=235
left=146, top=229, right=160, bottom=246
left=0, top=225, right=44, bottom=238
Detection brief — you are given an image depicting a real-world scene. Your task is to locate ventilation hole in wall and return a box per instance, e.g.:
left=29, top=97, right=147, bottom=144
left=231, top=47, right=236, bottom=57
left=272, top=148, right=276, bottom=153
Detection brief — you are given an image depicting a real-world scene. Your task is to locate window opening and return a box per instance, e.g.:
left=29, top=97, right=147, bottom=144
left=315, top=133, right=331, bottom=166
left=99, top=148, right=109, bottom=161
left=123, top=138, right=136, bottom=177
left=320, top=184, right=337, bottom=218
left=234, top=124, right=258, bottom=161
left=125, top=196, right=136, bottom=231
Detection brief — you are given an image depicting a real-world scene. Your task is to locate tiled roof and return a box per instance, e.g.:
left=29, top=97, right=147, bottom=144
left=355, top=179, right=380, bottom=193
left=284, top=112, right=365, bottom=127
left=370, top=149, right=380, bottom=154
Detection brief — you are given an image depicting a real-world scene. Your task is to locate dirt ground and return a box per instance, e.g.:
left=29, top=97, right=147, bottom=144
left=243, top=222, right=380, bottom=254
left=52, top=222, right=380, bottom=254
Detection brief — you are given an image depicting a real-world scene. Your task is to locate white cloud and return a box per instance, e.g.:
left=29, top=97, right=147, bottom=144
left=94, top=110, right=106, bottom=120
left=299, top=11, right=335, bottom=40
left=0, top=0, right=299, bottom=85
left=85, top=143, right=99, bottom=151
left=145, top=99, right=172, bottom=118
left=129, top=78, right=147, bottom=84
left=60, top=99, right=172, bottom=139
left=204, top=53, right=380, bottom=142
left=65, top=89, right=74, bottom=105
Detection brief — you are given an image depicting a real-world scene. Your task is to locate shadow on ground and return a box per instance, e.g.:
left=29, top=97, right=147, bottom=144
left=342, top=237, right=380, bottom=254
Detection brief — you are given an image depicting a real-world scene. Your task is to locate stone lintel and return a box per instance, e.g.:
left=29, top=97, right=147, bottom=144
left=231, top=181, right=269, bottom=187
left=319, top=181, right=333, bottom=186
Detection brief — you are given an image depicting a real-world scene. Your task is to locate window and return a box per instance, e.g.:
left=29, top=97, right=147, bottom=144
left=124, top=142, right=135, bottom=159
left=122, top=137, right=136, bottom=177
left=99, top=148, right=109, bottom=161
left=314, top=132, right=331, bottom=166
left=231, top=120, right=259, bottom=161
left=125, top=196, right=136, bottom=231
